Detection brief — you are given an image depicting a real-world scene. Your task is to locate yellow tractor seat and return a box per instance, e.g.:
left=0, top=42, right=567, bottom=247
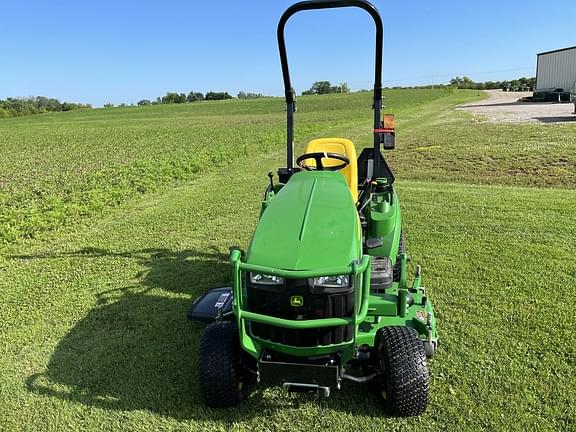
left=304, top=138, right=358, bottom=202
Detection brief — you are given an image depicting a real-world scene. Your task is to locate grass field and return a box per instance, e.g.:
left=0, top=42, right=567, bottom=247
left=0, top=89, right=465, bottom=244
left=1, top=89, right=576, bottom=431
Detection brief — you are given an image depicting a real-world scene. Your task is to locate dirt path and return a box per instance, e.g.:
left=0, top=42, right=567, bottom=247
left=457, top=89, right=576, bottom=124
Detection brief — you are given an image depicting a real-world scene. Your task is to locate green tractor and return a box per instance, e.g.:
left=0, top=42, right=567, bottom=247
left=190, top=0, right=438, bottom=417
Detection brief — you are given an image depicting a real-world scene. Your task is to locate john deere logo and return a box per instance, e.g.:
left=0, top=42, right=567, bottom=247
left=290, top=295, right=304, bottom=307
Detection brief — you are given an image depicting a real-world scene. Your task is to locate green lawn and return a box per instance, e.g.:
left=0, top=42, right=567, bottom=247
left=1, top=90, right=575, bottom=431
left=0, top=89, right=468, bottom=244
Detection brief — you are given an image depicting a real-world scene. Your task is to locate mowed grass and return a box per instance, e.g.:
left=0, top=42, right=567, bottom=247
left=1, top=89, right=576, bottom=431
left=0, top=89, right=464, bottom=244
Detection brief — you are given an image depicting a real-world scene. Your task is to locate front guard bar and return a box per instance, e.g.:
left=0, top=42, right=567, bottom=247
left=230, top=250, right=371, bottom=329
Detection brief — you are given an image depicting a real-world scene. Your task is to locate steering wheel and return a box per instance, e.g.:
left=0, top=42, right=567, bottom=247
left=296, top=152, right=350, bottom=171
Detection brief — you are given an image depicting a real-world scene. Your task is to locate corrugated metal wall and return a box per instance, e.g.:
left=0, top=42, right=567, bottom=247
left=536, top=47, right=576, bottom=91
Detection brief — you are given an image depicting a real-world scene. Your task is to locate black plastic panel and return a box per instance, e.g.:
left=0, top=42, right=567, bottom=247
left=357, top=147, right=395, bottom=185
left=370, top=256, right=393, bottom=292
left=187, top=287, right=233, bottom=323
left=259, top=358, right=340, bottom=387
left=247, top=278, right=354, bottom=347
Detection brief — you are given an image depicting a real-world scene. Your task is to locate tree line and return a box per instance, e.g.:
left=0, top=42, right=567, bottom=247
left=302, top=81, right=350, bottom=95
left=135, top=91, right=232, bottom=106
left=0, top=96, right=91, bottom=118
left=0, top=89, right=273, bottom=118
left=448, top=76, right=536, bottom=91
left=133, top=90, right=270, bottom=107
left=380, top=77, right=536, bottom=92
left=1, top=76, right=538, bottom=119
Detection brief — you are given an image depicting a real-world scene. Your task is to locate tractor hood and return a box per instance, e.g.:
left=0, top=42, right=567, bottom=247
left=245, top=171, right=361, bottom=271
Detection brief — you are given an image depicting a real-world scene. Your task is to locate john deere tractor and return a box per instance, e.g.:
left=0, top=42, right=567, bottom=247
left=190, top=0, right=438, bottom=417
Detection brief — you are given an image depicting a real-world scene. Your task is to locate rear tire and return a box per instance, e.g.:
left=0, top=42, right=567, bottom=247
left=376, top=326, right=429, bottom=416
left=198, top=320, right=242, bottom=408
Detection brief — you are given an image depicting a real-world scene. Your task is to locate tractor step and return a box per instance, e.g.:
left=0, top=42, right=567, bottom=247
left=370, top=256, right=393, bottom=292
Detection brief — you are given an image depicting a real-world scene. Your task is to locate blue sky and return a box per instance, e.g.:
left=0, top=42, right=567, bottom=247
left=1, top=0, right=575, bottom=106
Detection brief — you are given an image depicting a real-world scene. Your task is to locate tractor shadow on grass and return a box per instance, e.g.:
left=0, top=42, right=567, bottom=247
left=24, top=247, right=384, bottom=421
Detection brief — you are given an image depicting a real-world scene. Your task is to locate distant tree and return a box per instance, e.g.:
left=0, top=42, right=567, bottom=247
left=337, top=82, right=350, bottom=93
left=60, top=101, right=91, bottom=111
left=508, top=79, right=521, bottom=91
left=161, top=92, right=179, bottom=104
left=104, top=103, right=114, bottom=108
left=451, top=76, right=474, bottom=89
left=517, top=77, right=534, bottom=91
left=137, top=99, right=151, bottom=106
left=187, top=91, right=204, bottom=102
left=205, top=91, right=233, bottom=100
left=302, top=81, right=350, bottom=95
left=310, top=81, right=332, bottom=95
left=237, top=91, right=266, bottom=99
left=0, top=96, right=91, bottom=118
left=317, top=81, right=334, bottom=94
left=49, top=98, right=62, bottom=111
left=160, top=92, right=187, bottom=104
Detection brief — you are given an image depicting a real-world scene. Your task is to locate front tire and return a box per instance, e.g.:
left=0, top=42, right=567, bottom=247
left=376, top=326, right=429, bottom=416
left=198, top=320, right=242, bottom=408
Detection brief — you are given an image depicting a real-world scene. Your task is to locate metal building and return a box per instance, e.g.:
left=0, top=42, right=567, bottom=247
left=536, top=46, right=576, bottom=91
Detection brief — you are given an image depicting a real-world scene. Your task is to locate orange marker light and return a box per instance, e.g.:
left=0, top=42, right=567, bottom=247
left=383, top=114, right=396, bottom=131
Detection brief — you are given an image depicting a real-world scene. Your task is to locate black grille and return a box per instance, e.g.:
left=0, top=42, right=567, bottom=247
left=247, top=277, right=354, bottom=347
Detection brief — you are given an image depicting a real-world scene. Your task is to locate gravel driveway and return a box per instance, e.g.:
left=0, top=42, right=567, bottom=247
left=457, top=89, right=576, bottom=124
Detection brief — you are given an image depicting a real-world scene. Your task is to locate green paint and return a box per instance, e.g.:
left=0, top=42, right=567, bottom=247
left=245, top=171, right=361, bottom=270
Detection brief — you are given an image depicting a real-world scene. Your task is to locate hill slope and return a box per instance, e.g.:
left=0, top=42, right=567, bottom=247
left=1, top=89, right=575, bottom=431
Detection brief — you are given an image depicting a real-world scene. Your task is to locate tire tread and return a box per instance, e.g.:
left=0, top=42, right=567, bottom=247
left=379, top=326, right=429, bottom=416
left=198, top=320, right=241, bottom=408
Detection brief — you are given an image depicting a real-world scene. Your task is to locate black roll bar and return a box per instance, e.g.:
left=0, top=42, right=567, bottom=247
left=277, top=0, right=384, bottom=175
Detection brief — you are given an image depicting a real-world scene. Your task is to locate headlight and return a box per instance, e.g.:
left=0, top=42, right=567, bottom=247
left=250, top=273, right=284, bottom=285
left=313, top=275, right=350, bottom=288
